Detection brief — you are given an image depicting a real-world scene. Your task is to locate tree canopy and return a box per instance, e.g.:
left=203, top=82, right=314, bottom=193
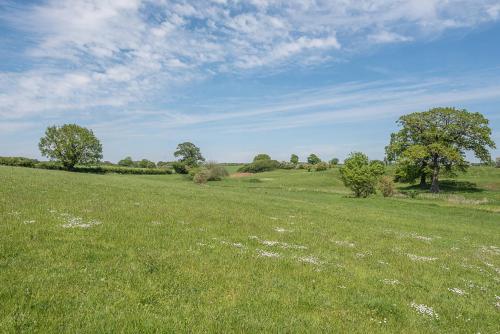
left=307, top=154, right=321, bottom=165
left=174, top=142, right=205, bottom=167
left=386, top=107, right=495, bottom=192
left=340, top=152, right=385, bottom=197
left=39, top=124, right=102, bottom=170
left=290, top=154, right=299, bottom=164
left=253, top=154, right=271, bottom=162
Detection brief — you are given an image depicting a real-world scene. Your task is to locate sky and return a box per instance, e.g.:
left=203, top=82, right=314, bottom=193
left=0, top=0, right=499, bottom=163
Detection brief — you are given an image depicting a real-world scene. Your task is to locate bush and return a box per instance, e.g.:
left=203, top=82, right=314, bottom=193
left=378, top=176, right=396, bottom=197
left=172, top=161, right=189, bottom=174
left=193, top=169, right=209, bottom=184
left=0, top=156, right=38, bottom=167
left=100, top=166, right=172, bottom=175
left=339, top=152, right=385, bottom=198
left=238, top=159, right=280, bottom=173
left=315, top=162, right=329, bottom=171
left=496, top=157, right=500, bottom=168
left=35, top=161, right=65, bottom=170
left=204, top=162, right=229, bottom=181
left=278, top=161, right=295, bottom=170
left=329, top=158, right=339, bottom=166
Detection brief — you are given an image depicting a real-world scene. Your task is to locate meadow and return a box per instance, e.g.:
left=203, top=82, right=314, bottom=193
left=0, top=165, right=499, bottom=333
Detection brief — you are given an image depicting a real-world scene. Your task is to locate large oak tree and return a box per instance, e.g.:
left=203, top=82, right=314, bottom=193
left=39, top=124, right=102, bottom=170
left=386, top=107, right=495, bottom=193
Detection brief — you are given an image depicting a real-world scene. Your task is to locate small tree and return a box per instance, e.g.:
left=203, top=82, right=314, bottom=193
left=307, top=154, right=321, bottom=165
left=174, top=142, right=205, bottom=167
left=290, top=154, right=299, bottom=165
left=386, top=107, right=495, bottom=192
left=253, top=154, right=271, bottom=162
left=138, top=159, right=156, bottom=169
left=329, top=158, right=339, bottom=166
left=496, top=157, right=500, bottom=168
left=118, top=156, right=134, bottom=167
left=339, top=152, right=385, bottom=198
left=39, top=124, right=102, bottom=170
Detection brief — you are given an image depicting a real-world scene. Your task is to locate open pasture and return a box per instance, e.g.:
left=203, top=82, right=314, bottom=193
left=0, top=166, right=499, bottom=332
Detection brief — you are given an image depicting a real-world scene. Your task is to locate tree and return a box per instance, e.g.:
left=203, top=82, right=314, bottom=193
left=386, top=107, right=495, bottom=193
left=118, top=156, right=134, bottom=167
left=138, top=159, right=156, bottom=169
left=339, top=152, right=385, bottom=197
left=253, top=154, right=271, bottom=162
left=329, top=158, right=339, bottom=166
left=290, top=154, right=299, bottom=164
left=39, top=124, right=102, bottom=170
left=496, top=157, right=500, bottom=168
left=174, top=142, right=205, bottom=167
left=307, top=154, right=321, bottom=165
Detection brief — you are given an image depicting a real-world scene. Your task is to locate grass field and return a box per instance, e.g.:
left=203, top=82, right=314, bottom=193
left=1, top=165, right=499, bottom=333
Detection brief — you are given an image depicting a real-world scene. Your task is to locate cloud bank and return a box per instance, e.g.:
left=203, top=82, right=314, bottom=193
left=1, top=0, right=499, bottom=120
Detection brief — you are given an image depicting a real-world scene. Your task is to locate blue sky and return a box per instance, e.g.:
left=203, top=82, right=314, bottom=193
left=1, top=0, right=499, bottom=163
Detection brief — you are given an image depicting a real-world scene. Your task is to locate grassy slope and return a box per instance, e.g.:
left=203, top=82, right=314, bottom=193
left=0, top=166, right=499, bottom=333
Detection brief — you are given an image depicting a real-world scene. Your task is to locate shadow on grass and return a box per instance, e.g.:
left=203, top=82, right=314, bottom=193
left=400, top=180, right=483, bottom=193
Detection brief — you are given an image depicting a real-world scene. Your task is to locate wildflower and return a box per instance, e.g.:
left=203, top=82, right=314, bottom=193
left=256, top=249, right=280, bottom=258
left=410, top=302, right=439, bottom=319
left=407, top=254, right=438, bottom=262
left=448, top=288, right=466, bottom=295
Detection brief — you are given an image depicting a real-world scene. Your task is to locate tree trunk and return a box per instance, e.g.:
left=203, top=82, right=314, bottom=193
left=430, top=166, right=439, bottom=193
left=419, top=173, right=427, bottom=189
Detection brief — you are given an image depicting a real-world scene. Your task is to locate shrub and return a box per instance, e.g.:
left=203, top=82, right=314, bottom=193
left=278, top=161, right=295, bottom=170
left=238, top=159, right=280, bottom=173
left=496, top=157, right=500, bottom=168
left=0, top=156, right=38, bottom=168
left=204, top=162, right=229, bottom=181
left=329, top=158, right=339, bottom=166
left=193, top=169, right=209, bottom=184
left=100, top=166, right=172, bottom=175
left=378, top=176, right=396, bottom=197
left=35, top=161, right=65, bottom=170
left=315, top=162, right=329, bottom=171
left=172, top=161, right=189, bottom=174
left=339, top=152, right=385, bottom=198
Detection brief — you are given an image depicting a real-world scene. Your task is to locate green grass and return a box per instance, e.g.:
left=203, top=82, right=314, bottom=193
left=1, top=166, right=499, bottom=333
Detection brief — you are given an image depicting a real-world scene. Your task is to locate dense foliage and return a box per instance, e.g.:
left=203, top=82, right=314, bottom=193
left=386, top=107, right=495, bottom=192
left=0, top=156, right=172, bottom=175
left=329, top=158, right=339, bottom=166
left=290, top=154, right=299, bottom=164
left=307, top=154, right=321, bottom=165
left=340, top=152, right=385, bottom=197
left=174, top=142, right=205, bottom=167
left=39, top=124, right=103, bottom=170
left=238, top=159, right=280, bottom=173
left=253, top=154, right=272, bottom=162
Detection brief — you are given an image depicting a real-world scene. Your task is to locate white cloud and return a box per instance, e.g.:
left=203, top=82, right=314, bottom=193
left=0, top=0, right=499, bottom=119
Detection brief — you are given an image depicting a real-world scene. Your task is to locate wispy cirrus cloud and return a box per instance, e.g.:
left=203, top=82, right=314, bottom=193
left=1, top=0, right=499, bottom=120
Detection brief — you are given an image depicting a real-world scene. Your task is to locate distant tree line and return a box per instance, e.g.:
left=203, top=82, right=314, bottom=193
left=1, top=107, right=496, bottom=194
